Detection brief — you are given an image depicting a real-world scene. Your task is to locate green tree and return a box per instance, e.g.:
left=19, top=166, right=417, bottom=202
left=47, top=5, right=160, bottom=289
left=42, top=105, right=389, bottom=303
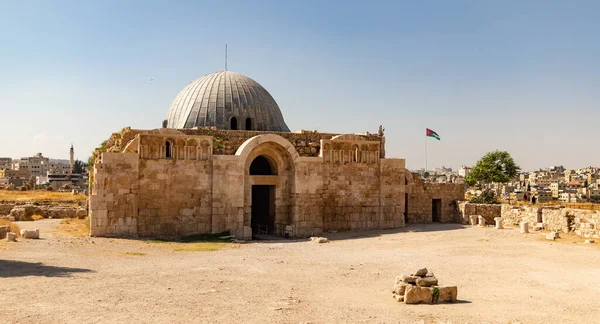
left=466, top=151, right=520, bottom=204
left=72, top=160, right=86, bottom=174
left=465, top=151, right=520, bottom=187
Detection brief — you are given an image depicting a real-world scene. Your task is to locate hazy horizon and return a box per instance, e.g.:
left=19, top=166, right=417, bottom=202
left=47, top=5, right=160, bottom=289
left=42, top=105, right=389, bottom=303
left=2, top=1, right=599, bottom=171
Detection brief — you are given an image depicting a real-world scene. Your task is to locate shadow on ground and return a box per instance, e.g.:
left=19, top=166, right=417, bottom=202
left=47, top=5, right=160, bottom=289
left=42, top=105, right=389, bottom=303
left=250, top=223, right=468, bottom=244
left=0, top=259, right=94, bottom=278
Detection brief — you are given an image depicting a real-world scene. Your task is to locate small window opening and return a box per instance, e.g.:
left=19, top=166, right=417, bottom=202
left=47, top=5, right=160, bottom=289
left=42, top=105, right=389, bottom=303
left=230, top=117, right=238, bottom=130
left=245, top=118, right=252, bottom=130
left=165, top=141, right=172, bottom=158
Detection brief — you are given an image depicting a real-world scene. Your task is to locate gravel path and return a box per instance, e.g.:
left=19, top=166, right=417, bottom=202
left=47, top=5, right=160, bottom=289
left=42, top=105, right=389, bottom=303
left=1, top=224, right=599, bottom=324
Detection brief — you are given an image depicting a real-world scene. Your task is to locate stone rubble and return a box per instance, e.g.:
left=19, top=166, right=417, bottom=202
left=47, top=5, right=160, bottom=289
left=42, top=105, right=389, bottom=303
left=545, top=231, right=560, bottom=241
left=310, top=237, right=328, bottom=243
left=392, top=268, right=458, bottom=304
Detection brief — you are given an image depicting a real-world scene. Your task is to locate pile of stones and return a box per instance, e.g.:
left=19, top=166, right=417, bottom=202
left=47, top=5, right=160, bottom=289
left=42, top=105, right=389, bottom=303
left=392, top=268, right=458, bottom=304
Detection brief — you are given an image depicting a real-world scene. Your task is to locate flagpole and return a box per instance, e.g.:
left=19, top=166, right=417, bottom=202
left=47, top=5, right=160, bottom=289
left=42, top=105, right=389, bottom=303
left=425, top=135, right=428, bottom=173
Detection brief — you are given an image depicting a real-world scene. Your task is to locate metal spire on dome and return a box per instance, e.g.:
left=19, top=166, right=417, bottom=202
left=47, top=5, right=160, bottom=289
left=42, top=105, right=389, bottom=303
left=225, top=44, right=227, bottom=71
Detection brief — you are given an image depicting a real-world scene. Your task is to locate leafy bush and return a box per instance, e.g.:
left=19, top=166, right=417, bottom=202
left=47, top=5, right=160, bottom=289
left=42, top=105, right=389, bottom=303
left=470, top=189, right=498, bottom=204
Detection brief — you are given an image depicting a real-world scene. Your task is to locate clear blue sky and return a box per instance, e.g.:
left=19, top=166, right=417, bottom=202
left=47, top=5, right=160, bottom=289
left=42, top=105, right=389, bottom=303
left=1, top=0, right=598, bottom=171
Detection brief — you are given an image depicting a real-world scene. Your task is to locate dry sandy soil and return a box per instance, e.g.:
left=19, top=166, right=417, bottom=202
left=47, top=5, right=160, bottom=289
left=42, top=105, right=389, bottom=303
left=1, top=220, right=599, bottom=324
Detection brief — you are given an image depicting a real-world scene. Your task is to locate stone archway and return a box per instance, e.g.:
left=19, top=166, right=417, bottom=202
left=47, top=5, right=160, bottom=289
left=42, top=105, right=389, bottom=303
left=236, top=135, right=298, bottom=238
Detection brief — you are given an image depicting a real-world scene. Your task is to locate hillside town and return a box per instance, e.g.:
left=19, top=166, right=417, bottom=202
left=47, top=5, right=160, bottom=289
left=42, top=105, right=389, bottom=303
left=419, top=165, right=600, bottom=204
left=0, top=145, right=88, bottom=191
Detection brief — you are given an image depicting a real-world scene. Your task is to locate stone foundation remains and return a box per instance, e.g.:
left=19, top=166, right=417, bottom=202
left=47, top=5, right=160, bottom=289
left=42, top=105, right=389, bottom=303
left=0, top=203, right=87, bottom=221
left=458, top=202, right=600, bottom=239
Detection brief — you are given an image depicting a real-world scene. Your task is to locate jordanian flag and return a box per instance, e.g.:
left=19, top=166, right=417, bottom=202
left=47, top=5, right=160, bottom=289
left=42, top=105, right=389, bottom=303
left=426, top=128, right=440, bottom=140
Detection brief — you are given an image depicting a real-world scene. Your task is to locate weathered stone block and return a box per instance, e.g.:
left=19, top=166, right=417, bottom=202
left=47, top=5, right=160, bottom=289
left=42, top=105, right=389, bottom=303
left=416, top=277, right=438, bottom=287
left=414, top=268, right=428, bottom=277
left=404, top=286, right=432, bottom=304
left=438, top=286, right=458, bottom=303
left=469, top=215, right=478, bottom=226
left=478, top=216, right=486, bottom=227
left=494, top=217, right=503, bottom=229
left=520, top=221, right=529, bottom=234
left=20, top=229, right=39, bottom=239
left=401, top=275, right=419, bottom=284
left=0, top=225, right=9, bottom=239
left=6, top=232, right=16, bottom=242
left=393, top=282, right=409, bottom=295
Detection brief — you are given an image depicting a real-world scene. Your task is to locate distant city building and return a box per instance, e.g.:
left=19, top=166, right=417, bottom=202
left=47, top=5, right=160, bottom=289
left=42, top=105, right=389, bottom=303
left=0, top=158, right=12, bottom=170
left=458, top=166, right=472, bottom=178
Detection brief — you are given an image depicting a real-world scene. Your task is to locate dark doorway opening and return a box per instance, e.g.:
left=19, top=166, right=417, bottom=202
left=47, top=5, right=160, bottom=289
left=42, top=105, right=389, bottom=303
left=252, top=185, right=275, bottom=235
left=230, top=117, right=238, bottom=130
left=432, top=199, right=442, bottom=222
left=404, top=193, right=409, bottom=224
left=245, top=118, right=252, bottom=130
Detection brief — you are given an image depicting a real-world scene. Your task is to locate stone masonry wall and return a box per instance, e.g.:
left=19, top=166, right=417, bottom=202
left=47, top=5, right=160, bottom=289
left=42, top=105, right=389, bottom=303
left=320, top=162, right=381, bottom=232
left=137, top=159, right=213, bottom=237
left=456, top=203, right=502, bottom=225
left=293, top=158, right=325, bottom=237
left=89, top=153, right=139, bottom=237
left=406, top=175, right=465, bottom=224
left=379, top=159, right=406, bottom=229
left=500, top=205, right=600, bottom=239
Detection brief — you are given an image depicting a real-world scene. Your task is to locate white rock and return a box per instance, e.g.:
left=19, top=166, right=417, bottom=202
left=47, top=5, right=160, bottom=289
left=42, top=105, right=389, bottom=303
left=520, top=222, right=529, bottom=234
left=494, top=217, right=503, bottom=229
left=584, top=239, right=595, bottom=244
left=469, top=215, right=478, bottom=226
left=478, top=216, right=486, bottom=227
left=310, top=237, right=328, bottom=243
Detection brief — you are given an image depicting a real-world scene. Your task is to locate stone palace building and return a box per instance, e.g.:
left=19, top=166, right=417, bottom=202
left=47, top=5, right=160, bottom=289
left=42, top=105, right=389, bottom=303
left=89, top=71, right=464, bottom=239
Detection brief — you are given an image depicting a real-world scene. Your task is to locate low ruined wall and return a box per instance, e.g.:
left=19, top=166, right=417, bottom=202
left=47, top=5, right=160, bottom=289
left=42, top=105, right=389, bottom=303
left=457, top=202, right=501, bottom=225
left=499, top=204, right=600, bottom=238
left=4, top=204, right=87, bottom=221
left=501, top=205, right=542, bottom=227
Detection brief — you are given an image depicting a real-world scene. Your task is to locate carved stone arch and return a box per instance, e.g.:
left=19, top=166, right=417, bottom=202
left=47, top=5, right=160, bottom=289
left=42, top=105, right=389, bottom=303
left=331, top=134, right=367, bottom=141
left=235, top=134, right=300, bottom=163
left=200, top=140, right=211, bottom=161
left=186, top=139, right=198, bottom=160
left=123, top=136, right=139, bottom=153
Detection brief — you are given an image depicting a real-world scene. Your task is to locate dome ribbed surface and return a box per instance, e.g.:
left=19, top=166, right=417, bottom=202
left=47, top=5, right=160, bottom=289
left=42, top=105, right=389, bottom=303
left=165, top=71, right=290, bottom=132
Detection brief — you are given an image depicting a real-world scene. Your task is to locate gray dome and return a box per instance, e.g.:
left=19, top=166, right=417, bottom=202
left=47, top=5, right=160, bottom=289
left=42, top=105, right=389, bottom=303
left=165, top=71, right=290, bottom=132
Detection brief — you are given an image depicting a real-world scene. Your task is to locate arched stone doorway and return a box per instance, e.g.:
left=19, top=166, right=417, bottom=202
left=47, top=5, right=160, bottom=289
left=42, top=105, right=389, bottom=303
left=249, top=155, right=277, bottom=235
left=237, top=134, right=298, bottom=238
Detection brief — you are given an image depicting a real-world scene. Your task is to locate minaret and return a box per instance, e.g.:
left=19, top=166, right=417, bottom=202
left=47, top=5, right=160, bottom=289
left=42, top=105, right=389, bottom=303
left=69, top=143, right=74, bottom=173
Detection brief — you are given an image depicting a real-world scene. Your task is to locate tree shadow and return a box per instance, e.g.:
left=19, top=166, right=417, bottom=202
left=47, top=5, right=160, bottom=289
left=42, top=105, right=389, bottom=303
left=0, top=259, right=94, bottom=278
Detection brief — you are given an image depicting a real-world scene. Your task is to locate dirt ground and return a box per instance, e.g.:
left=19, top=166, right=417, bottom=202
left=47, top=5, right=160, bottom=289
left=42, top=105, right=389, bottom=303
left=1, top=221, right=599, bottom=324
